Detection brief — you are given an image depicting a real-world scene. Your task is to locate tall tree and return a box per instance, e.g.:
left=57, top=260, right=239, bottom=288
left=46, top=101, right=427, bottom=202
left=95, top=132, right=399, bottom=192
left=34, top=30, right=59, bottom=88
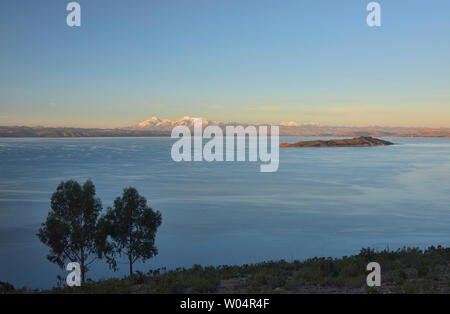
left=37, top=180, right=103, bottom=283
left=101, top=187, right=162, bottom=276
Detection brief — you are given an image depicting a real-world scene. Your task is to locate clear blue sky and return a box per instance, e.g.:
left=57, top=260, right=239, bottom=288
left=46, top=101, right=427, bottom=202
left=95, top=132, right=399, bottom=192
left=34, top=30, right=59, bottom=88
left=1, top=0, right=449, bottom=127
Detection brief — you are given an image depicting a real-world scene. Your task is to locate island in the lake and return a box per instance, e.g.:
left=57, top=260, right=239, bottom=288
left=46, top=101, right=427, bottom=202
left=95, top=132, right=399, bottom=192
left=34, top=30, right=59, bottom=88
left=280, top=136, right=394, bottom=147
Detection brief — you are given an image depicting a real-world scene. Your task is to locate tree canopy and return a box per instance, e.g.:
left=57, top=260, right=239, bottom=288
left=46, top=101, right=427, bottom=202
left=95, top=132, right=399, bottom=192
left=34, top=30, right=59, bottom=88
left=100, top=187, right=162, bottom=276
left=37, top=180, right=103, bottom=283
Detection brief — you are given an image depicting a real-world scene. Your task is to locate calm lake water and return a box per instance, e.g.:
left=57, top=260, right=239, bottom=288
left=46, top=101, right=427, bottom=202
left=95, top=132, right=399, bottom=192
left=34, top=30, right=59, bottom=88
left=0, top=137, right=449, bottom=289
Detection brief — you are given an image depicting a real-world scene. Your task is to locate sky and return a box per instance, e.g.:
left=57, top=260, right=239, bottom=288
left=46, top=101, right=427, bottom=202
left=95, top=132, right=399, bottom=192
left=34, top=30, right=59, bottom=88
left=0, top=0, right=449, bottom=128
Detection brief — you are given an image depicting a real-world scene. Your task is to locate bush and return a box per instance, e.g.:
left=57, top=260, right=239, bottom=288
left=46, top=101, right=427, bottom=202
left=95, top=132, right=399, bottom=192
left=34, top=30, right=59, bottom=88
left=0, top=281, right=15, bottom=293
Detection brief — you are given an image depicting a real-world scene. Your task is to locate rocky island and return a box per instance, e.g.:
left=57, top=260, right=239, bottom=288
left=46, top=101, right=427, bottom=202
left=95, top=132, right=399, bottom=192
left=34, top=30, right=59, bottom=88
left=280, top=136, right=394, bottom=147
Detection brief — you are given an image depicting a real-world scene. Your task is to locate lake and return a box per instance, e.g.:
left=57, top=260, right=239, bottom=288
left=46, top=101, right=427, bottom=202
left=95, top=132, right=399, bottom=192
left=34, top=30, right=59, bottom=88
left=0, top=137, right=449, bottom=289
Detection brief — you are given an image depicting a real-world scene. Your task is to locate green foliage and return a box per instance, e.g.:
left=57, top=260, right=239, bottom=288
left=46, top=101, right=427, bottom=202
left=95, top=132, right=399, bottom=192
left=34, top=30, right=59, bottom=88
left=9, top=245, right=449, bottom=294
left=403, top=282, right=419, bottom=294
left=0, top=281, right=15, bottom=293
left=37, top=180, right=103, bottom=282
left=99, top=187, right=162, bottom=275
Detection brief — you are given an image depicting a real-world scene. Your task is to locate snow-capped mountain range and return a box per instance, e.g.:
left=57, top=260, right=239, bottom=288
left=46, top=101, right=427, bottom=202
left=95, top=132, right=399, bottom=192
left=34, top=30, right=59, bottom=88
left=128, top=116, right=317, bottom=131
left=2, top=116, right=448, bottom=137
left=131, top=116, right=220, bottom=130
left=115, top=117, right=450, bottom=137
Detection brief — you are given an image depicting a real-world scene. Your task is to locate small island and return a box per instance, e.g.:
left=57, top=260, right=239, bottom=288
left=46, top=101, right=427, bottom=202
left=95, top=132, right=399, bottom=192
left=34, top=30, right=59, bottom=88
left=280, top=136, right=394, bottom=147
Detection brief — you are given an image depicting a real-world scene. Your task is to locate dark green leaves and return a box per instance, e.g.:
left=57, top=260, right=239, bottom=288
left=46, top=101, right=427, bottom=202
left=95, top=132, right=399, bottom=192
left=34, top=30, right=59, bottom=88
left=37, top=180, right=103, bottom=282
left=37, top=181, right=162, bottom=280
left=101, top=187, right=162, bottom=275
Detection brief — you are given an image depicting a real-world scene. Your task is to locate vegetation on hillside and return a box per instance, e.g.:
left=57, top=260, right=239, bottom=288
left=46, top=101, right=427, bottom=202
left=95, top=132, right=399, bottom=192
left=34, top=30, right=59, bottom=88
left=3, top=245, right=448, bottom=294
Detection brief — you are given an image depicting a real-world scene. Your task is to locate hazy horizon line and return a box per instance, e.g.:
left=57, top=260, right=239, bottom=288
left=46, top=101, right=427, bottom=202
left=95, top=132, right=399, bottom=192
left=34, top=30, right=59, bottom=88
left=1, top=122, right=449, bottom=130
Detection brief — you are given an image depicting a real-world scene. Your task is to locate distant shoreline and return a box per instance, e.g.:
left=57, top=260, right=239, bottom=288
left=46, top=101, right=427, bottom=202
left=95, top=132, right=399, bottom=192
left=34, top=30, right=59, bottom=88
left=0, top=124, right=450, bottom=138
left=1, top=126, right=449, bottom=138
left=1, top=136, right=449, bottom=138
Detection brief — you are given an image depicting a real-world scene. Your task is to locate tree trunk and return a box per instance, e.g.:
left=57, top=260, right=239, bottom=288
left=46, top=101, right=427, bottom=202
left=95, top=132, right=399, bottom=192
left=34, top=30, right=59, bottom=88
left=81, top=266, right=85, bottom=284
left=129, top=254, right=133, bottom=276
left=80, top=248, right=85, bottom=284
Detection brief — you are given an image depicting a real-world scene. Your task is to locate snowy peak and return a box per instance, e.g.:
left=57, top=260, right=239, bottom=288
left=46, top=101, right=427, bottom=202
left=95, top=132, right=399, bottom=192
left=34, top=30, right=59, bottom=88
left=131, top=116, right=219, bottom=130
left=131, top=117, right=321, bottom=131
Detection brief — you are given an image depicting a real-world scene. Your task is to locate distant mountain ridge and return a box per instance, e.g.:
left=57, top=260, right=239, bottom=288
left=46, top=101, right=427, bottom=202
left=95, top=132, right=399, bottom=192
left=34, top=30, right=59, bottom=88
left=1, top=117, right=449, bottom=137
left=127, top=117, right=450, bottom=137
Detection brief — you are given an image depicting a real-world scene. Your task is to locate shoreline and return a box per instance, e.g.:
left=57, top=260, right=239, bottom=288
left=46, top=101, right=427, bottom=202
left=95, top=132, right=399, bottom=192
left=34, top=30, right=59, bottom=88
left=1, top=136, right=450, bottom=139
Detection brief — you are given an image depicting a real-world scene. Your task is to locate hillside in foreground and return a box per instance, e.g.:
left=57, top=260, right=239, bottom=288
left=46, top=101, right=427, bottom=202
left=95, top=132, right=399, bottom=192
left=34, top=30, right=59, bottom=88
left=2, top=246, right=449, bottom=294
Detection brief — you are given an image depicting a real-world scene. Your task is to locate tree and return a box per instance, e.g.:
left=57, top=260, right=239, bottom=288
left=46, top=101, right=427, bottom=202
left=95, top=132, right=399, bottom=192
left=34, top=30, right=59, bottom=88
left=101, top=187, right=162, bottom=276
left=37, top=180, right=103, bottom=283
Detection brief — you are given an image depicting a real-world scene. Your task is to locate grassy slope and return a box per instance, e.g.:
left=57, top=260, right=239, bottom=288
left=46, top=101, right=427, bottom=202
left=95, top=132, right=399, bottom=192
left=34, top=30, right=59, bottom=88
left=3, top=246, right=449, bottom=294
